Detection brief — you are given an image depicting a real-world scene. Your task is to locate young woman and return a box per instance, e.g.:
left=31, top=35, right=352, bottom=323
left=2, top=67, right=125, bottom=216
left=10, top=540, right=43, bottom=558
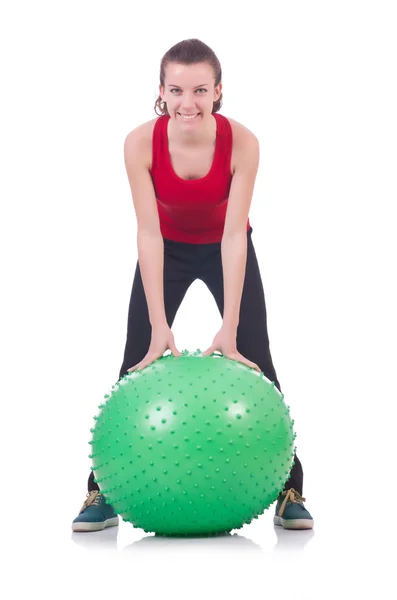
left=72, top=39, right=314, bottom=533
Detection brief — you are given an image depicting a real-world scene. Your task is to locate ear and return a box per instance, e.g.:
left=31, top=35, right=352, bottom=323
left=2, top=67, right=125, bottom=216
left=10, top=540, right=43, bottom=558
left=215, top=82, right=222, bottom=100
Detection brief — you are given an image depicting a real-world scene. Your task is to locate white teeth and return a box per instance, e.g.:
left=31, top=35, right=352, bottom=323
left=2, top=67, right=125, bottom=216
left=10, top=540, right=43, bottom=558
left=179, top=113, right=199, bottom=120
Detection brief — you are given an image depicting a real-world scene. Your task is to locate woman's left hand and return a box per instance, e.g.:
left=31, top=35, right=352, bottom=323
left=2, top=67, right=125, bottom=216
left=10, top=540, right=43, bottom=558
left=202, top=326, right=261, bottom=372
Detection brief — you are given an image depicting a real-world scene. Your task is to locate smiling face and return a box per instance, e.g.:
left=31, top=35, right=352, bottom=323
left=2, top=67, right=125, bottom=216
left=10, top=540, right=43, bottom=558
left=159, top=62, right=222, bottom=132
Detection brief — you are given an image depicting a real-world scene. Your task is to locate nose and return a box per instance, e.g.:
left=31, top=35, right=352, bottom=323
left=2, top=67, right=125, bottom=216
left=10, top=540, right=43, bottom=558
left=180, top=92, right=197, bottom=109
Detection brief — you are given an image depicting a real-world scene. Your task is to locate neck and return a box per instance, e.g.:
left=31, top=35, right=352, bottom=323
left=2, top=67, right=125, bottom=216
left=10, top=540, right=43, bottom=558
left=167, top=113, right=216, bottom=148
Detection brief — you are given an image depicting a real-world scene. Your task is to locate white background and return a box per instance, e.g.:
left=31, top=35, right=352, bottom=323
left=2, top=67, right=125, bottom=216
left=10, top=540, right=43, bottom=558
left=1, top=0, right=396, bottom=598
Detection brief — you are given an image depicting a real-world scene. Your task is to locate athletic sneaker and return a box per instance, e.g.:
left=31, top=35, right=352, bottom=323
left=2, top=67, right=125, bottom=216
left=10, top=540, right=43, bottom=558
left=273, top=488, right=314, bottom=530
left=72, top=490, right=119, bottom=532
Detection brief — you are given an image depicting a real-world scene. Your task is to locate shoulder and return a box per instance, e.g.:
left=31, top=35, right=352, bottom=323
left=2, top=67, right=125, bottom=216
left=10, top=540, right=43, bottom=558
left=124, top=118, right=159, bottom=168
left=222, top=116, right=259, bottom=145
left=125, top=118, right=159, bottom=145
left=223, top=116, right=259, bottom=164
left=223, top=116, right=259, bottom=173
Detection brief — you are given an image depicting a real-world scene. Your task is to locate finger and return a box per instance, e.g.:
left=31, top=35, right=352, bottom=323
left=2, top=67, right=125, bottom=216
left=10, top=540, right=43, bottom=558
left=132, top=361, right=148, bottom=372
left=235, top=356, right=260, bottom=372
left=249, top=362, right=261, bottom=372
left=171, top=346, right=182, bottom=357
left=127, top=364, right=139, bottom=372
left=202, top=346, right=214, bottom=356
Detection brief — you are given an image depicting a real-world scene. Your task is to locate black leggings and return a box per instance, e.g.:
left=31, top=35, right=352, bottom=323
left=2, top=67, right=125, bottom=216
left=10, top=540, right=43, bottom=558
left=88, top=227, right=303, bottom=496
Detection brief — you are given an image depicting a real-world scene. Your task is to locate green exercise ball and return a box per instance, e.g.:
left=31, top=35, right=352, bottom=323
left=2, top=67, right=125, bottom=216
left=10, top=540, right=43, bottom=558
left=89, top=350, right=296, bottom=536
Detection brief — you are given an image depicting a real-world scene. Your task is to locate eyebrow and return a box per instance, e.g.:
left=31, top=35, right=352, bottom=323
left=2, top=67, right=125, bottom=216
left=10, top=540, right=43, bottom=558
left=167, top=84, right=209, bottom=88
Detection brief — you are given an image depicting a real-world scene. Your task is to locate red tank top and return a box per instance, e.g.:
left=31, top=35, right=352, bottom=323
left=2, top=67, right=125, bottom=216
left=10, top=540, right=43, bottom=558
left=149, top=112, right=251, bottom=243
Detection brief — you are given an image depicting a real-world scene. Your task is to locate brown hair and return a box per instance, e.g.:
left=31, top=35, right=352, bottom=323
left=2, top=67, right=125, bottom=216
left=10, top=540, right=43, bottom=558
left=154, top=39, right=223, bottom=117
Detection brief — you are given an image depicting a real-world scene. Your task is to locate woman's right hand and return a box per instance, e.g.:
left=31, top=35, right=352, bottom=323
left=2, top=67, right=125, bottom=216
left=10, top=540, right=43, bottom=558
left=127, top=323, right=182, bottom=372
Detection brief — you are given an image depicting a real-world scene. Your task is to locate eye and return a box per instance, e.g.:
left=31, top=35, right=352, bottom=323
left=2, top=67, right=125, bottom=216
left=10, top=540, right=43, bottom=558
left=170, top=88, right=207, bottom=93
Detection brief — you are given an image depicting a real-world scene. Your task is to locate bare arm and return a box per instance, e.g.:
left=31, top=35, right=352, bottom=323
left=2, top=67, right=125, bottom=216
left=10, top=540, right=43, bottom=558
left=123, top=128, right=180, bottom=372
left=221, top=131, right=260, bottom=330
left=202, top=128, right=260, bottom=372
left=123, top=130, right=167, bottom=327
left=137, top=231, right=167, bottom=327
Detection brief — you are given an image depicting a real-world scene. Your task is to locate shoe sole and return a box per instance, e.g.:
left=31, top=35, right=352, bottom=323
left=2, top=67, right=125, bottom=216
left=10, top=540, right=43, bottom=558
left=273, top=515, right=314, bottom=530
left=72, top=516, right=119, bottom=532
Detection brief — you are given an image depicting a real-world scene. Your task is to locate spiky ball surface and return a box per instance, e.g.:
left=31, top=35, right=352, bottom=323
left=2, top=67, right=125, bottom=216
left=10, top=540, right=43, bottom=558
left=89, top=351, right=296, bottom=536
